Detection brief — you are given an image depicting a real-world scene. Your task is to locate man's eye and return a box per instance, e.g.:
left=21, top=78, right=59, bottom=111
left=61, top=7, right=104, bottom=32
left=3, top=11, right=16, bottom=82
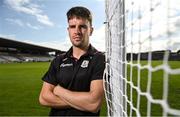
left=80, top=25, right=87, bottom=29
left=69, top=25, right=75, bottom=28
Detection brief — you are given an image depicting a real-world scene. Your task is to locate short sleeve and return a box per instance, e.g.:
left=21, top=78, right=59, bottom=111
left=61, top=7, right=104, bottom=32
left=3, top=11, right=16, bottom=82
left=91, top=53, right=105, bottom=81
left=42, top=58, right=58, bottom=86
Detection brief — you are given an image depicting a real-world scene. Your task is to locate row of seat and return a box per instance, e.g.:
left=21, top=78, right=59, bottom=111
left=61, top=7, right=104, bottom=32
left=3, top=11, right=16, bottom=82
left=0, top=53, right=54, bottom=63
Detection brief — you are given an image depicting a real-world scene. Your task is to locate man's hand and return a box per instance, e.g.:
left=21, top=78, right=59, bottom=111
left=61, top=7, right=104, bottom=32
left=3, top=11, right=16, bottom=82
left=53, top=85, right=64, bottom=96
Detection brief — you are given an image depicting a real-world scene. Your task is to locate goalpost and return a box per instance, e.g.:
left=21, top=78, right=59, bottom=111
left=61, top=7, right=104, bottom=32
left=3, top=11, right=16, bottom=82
left=103, top=0, right=180, bottom=116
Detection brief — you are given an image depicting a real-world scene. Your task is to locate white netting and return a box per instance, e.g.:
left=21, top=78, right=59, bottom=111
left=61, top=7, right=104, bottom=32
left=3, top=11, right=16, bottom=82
left=104, top=0, right=180, bottom=116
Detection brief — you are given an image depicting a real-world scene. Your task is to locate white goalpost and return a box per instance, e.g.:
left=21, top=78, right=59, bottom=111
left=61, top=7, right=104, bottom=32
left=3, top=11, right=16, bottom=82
left=103, top=0, right=180, bottom=116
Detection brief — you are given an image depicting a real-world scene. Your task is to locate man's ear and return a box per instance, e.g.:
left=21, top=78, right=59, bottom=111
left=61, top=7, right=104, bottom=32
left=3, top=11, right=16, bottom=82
left=90, top=27, right=94, bottom=36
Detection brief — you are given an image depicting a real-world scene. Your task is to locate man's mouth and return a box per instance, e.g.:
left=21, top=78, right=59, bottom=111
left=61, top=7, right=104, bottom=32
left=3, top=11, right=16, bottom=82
left=73, top=36, right=81, bottom=40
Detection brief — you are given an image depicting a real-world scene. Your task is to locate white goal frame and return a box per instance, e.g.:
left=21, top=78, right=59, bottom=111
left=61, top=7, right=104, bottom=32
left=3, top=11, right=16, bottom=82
left=103, top=0, right=180, bottom=116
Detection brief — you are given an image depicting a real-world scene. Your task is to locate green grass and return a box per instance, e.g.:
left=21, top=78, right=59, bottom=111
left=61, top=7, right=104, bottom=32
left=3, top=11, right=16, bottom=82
left=126, top=61, right=180, bottom=116
left=1, top=61, right=179, bottom=116
left=0, top=62, right=50, bottom=115
left=0, top=62, right=107, bottom=116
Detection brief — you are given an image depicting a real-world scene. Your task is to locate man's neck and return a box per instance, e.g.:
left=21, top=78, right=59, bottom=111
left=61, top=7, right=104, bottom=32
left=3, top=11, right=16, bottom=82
left=72, top=45, right=89, bottom=60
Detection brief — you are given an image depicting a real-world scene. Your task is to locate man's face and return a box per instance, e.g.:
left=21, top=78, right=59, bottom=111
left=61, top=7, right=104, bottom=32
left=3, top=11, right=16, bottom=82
left=68, top=17, right=93, bottom=49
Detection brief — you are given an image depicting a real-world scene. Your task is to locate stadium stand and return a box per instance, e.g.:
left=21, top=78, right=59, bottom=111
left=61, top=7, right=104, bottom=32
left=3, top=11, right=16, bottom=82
left=0, top=57, right=6, bottom=63
left=0, top=37, right=64, bottom=63
left=126, top=50, right=180, bottom=61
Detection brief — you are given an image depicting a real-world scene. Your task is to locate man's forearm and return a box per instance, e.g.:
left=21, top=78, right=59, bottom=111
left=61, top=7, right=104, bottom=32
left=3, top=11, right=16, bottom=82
left=54, top=87, right=95, bottom=111
left=39, top=90, right=70, bottom=108
left=39, top=82, right=70, bottom=109
left=53, top=81, right=104, bottom=113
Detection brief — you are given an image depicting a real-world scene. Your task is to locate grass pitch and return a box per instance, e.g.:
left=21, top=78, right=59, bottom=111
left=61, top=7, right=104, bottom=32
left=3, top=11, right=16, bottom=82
left=0, top=62, right=107, bottom=116
left=126, top=61, right=180, bottom=116
left=0, top=62, right=50, bottom=115
left=0, top=61, right=179, bottom=116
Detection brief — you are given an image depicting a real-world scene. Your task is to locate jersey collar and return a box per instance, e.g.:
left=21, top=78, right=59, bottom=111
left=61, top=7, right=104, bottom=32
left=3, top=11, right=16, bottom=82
left=65, top=44, right=99, bottom=58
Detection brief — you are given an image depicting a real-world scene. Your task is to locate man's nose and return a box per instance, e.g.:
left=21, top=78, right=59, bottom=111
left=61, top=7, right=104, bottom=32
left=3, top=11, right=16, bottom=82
left=75, top=27, right=81, bottom=34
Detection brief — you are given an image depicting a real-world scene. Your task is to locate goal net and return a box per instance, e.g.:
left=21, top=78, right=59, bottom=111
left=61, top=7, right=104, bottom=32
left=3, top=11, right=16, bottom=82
left=104, top=0, right=180, bottom=116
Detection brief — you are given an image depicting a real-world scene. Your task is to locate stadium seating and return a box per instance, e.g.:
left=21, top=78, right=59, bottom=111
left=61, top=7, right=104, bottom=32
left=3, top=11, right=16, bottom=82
left=0, top=53, right=54, bottom=63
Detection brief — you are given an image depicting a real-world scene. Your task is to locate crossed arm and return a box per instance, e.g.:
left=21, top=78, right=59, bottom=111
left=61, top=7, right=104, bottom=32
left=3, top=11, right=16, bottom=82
left=39, top=82, right=69, bottom=108
left=39, top=80, right=104, bottom=113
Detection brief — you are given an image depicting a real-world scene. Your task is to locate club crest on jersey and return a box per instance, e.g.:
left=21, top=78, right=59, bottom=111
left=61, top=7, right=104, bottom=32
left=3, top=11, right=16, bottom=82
left=81, top=60, right=89, bottom=68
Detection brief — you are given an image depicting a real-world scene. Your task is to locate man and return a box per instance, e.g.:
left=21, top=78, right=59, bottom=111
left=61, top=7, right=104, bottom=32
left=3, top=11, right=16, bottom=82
left=39, top=6, right=105, bottom=116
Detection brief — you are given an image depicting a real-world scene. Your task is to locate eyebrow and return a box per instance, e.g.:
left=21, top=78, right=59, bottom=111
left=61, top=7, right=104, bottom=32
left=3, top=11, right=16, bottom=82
left=69, top=24, right=88, bottom=29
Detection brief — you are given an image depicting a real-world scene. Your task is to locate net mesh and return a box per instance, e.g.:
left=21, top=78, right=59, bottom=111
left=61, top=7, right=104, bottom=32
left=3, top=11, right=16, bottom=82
left=104, top=0, right=180, bottom=116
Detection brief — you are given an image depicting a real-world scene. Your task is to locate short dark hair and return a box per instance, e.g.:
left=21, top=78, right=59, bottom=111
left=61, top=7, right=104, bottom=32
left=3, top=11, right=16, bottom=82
left=67, top=6, right=92, bottom=26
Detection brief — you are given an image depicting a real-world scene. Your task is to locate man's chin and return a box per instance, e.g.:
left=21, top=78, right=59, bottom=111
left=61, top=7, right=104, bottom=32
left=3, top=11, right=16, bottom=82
left=72, top=43, right=82, bottom=48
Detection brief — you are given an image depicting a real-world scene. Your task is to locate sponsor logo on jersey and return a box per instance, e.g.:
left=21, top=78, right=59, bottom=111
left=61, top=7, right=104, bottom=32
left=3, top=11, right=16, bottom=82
left=60, top=63, right=73, bottom=67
